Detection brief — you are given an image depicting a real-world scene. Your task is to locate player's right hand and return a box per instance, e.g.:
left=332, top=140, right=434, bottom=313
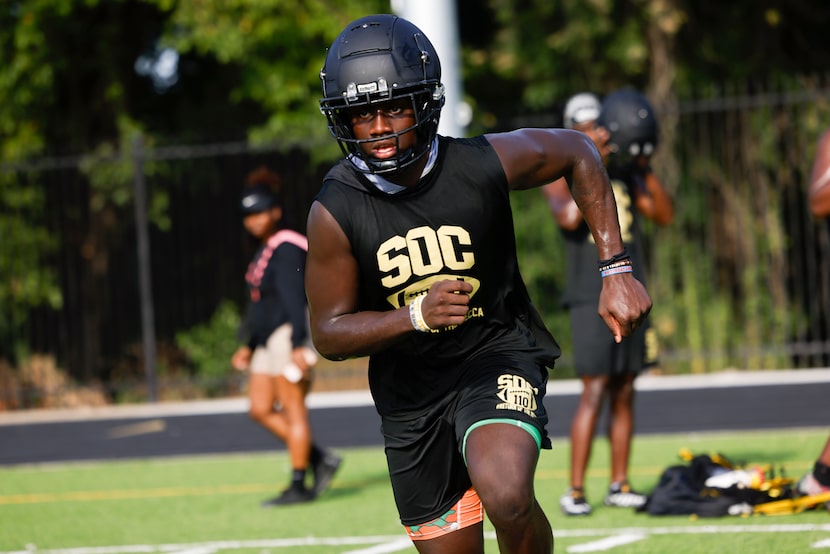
left=421, top=279, right=474, bottom=330
left=231, top=346, right=252, bottom=371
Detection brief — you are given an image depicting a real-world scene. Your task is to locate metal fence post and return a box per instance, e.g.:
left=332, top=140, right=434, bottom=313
left=132, top=134, right=158, bottom=402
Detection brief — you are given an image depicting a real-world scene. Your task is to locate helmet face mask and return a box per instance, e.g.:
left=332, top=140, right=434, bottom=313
left=320, top=14, right=445, bottom=175
left=597, top=89, right=659, bottom=171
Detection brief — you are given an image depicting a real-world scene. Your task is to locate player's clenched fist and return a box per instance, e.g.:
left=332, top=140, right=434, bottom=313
left=420, top=279, right=474, bottom=330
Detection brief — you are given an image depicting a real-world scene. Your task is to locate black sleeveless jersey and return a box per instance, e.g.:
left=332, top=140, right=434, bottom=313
left=560, top=167, right=648, bottom=308
left=315, top=136, right=559, bottom=416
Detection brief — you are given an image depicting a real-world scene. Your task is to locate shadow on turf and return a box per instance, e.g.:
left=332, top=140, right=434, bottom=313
left=303, top=470, right=393, bottom=502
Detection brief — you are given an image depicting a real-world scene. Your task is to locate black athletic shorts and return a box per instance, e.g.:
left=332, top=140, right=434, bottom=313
left=379, top=352, right=551, bottom=526
left=569, top=303, right=653, bottom=377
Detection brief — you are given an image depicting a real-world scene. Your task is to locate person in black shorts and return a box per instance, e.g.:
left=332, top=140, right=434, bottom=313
left=542, top=90, right=674, bottom=516
left=307, top=14, right=652, bottom=553
left=231, top=166, right=341, bottom=506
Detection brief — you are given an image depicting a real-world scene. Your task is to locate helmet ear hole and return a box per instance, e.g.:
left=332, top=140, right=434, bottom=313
left=319, top=14, right=444, bottom=175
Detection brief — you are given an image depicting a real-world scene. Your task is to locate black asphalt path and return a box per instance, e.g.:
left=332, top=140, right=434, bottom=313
left=1, top=370, right=828, bottom=466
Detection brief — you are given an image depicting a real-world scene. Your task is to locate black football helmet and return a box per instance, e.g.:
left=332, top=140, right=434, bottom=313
left=319, top=14, right=445, bottom=175
left=597, top=89, right=659, bottom=167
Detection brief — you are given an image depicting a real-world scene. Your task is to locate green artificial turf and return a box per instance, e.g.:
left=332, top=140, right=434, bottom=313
left=1, top=427, right=828, bottom=553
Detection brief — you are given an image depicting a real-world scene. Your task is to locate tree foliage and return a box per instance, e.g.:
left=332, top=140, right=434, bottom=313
left=149, top=0, right=388, bottom=156
left=2, top=0, right=830, bottom=379
left=0, top=0, right=384, bottom=368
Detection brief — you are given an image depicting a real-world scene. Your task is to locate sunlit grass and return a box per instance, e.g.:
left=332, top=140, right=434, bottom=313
left=1, top=428, right=827, bottom=553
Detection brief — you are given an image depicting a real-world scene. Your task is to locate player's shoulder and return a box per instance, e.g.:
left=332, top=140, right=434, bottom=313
left=322, top=159, right=360, bottom=188
left=440, top=134, right=491, bottom=151
left=437, top=135, right=500, bottom=171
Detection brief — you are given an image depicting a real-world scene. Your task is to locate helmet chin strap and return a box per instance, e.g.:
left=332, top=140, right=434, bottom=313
left=349, top=131, right=431, bottom=176
left=349, top=138, right=440, bottom=194
left=362, top=146, right=420, bottom=174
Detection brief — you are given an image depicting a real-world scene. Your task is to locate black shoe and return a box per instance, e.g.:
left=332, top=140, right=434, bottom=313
left=312, top=452, right=342, bottom=496
left=261, top=486, right=315, bottom=507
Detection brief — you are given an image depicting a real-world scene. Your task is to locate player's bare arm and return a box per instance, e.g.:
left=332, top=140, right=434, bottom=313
left=542, top=178, right=583, bottom=231
left=489, top=128, right=651, bottom=341
left=305, top=201, right=406, bottom=360
left=488, top=128, right=622, bottom=258
left=630, top=162, right=674, bottom=226
left=487, top=128, right=590, bottom=189
left=305, top=202, right=473, bottom=360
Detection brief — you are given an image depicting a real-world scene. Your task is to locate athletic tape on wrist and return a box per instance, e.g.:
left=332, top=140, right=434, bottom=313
left=409, top=295, right=432, bottom=332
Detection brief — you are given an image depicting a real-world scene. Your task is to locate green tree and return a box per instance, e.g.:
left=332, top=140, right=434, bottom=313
left=150, top=0, right=389, bottom=159
left=3, top=0, right=830, bottom=385
left=0, top=0, right=386, bottom=376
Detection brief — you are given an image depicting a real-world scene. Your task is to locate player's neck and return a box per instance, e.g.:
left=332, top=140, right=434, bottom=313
left=386, top=157, right=428, bottom=188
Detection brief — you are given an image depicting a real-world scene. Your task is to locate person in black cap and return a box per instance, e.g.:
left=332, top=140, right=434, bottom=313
left=231, top=165, right=341, bottom=506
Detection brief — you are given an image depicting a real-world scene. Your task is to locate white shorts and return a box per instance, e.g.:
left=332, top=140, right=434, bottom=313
left=249, top=324, right=317, bottom=378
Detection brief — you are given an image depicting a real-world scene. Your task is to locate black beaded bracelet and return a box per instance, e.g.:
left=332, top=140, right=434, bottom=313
left=597, top=249, right=629, bottom=269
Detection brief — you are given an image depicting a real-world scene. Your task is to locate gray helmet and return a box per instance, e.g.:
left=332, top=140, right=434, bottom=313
left=563, top=92, right=601, bottom=129
left=597, top=88, right=659, bottom=166
left=319, top=14, right=445, bottom=174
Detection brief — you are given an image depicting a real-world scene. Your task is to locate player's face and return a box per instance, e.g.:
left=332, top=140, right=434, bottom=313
left=243, top=206, right=281, bottom=240
left=347, top=98, right=418, bottom=161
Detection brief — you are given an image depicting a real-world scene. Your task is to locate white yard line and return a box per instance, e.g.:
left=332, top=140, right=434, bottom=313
left=340, top=538, right=414, bottom=554
left=5, top=524, right=830, bottom=554
left=567, top=533, right=646, bottom=553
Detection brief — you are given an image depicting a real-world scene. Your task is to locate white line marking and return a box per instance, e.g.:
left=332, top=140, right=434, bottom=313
left=1, top=537, right=404, bottom=554
left=555, top=523, right=830, bottom=537
left=4, top=524, right=830, bottom=554
left=567, top=534, right=646, bottom=553
left=341, top=538, right=414, bottom=554
left=812, top=538, right=830, bottom=549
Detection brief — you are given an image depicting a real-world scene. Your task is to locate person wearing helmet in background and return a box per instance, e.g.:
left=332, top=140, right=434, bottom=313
left=307, top=14, right=652, bottom=553
left=542, top=90, right=674, bottom=516
left=231, top=166, right=341, bottom=507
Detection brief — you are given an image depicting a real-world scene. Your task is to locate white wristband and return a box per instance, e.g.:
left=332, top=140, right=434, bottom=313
left=409, top=295, right=432, bottom=333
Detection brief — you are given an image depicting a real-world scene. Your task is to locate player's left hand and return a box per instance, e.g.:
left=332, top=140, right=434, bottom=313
left=597, top=274, right=652, bottom=343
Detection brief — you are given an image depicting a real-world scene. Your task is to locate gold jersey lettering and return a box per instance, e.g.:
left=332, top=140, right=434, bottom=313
left=378, top=225, right=475, bottom=289
left=496, top=374, right=538, bottom=416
